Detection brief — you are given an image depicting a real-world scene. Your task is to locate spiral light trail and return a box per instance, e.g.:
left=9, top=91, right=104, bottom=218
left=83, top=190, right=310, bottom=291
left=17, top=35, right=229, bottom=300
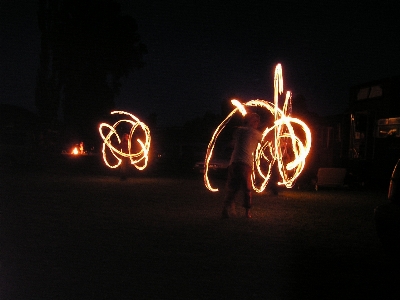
left=99, top=111, right=151, bottom=170
left=204, top=64, right=312, bottom=192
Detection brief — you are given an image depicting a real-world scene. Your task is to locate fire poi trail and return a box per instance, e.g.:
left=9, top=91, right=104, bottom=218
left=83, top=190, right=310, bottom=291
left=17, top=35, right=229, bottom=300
left=204, top=64, right=312, bottom=192
left=99, top=111, right=151, bottom=170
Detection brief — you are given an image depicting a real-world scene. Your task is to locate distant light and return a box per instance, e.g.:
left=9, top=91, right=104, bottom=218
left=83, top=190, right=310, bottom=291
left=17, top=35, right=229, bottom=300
left=71, top=147, right=79, bottom=155
left=204, top=64, right=312, bottom=192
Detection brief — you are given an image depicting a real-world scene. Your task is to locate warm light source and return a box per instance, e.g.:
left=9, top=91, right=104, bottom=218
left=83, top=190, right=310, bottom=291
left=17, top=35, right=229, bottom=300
left=231, top=99, right=247, bottom=116
left=71, top=147, right=79, bottom=155
left=99, top=111, right=151, bottom=170
left=204, top=64, right=312, bottom=192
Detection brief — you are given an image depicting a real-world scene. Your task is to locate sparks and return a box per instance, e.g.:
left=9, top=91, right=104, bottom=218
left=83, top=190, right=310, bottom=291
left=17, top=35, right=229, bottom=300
left=204, top=64, right=312, bottom=192
left=99, top=111, right=151, bottom=170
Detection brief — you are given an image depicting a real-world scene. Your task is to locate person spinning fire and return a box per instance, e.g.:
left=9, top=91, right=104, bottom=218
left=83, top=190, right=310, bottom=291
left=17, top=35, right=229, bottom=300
left=120, top=133, right=130, bottom=180
left=222, top=112, right=262, bottom=219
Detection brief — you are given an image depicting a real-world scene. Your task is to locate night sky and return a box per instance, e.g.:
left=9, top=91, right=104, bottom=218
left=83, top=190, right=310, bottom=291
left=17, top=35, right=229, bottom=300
left=1, top=0, right=399, bottom=127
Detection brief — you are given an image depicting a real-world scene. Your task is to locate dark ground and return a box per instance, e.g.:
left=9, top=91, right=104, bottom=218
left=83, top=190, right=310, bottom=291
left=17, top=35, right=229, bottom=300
left=1, top=157, right=400, bottom=299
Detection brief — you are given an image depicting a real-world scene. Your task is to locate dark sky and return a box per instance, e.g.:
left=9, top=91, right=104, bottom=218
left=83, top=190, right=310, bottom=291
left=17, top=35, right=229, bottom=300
left=1, top=0, right=399, bottom=126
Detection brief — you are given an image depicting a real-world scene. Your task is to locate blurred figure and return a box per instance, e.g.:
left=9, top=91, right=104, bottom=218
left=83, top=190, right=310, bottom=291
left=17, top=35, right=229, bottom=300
left=269, top=161, right=280, bottom=195
left=79, top=141, right=84, bottom=154
left=120, top=133, right=129, bottom=180
left=222, top=113, right=262, bottom=219
left=269, top=141, right=291, bottom=195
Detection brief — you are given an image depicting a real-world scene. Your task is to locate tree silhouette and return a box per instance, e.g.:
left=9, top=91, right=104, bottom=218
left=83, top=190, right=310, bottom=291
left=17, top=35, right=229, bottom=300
left=36, top=0, right=147, bottom=141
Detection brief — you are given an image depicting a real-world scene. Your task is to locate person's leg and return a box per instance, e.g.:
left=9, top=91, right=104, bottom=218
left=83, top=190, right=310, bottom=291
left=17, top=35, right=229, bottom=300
left=120, top=159, right=128, bottom=180
left=222, top=164, right=239, bottom=218
left=242, top=164, right=253, bottom=218
left=269, top=162, right=279, bottom=195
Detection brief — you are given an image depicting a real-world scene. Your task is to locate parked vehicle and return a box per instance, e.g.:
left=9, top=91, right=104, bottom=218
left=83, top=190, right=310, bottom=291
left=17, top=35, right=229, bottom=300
left=193, top=157, right=230, bottom=174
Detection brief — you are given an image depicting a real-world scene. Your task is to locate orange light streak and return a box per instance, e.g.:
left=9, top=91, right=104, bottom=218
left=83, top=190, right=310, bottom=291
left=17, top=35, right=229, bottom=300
left=204, top=64, right=312, bottom=192
left=99, top=111, right=151, bottom=170
left=231, top=99, right=247, bottom=116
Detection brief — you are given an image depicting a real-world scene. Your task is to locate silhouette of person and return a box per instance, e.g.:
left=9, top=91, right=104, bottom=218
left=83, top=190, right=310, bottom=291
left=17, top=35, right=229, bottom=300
left=222, top=113, right=262, bottom=218
left=120, top=133, right=130, bottom=180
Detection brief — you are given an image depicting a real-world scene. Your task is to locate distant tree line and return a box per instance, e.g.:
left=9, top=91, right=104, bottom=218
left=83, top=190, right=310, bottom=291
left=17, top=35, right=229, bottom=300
left=35, top=0, right=147, bottom=143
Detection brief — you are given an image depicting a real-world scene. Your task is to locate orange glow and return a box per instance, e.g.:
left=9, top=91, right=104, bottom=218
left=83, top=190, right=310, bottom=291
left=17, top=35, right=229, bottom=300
left=231, top=99, right=247, bottom=116
left=99, top=111, right=151, bottom=170
left=71, top=147, right=79, bottom=155
left=204, top=64, right=312, bottom=192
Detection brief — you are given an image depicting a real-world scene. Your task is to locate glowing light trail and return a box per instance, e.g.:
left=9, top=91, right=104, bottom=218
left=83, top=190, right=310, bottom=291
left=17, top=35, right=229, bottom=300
left=99, top=111, right=151, bottom=170
left=204, top=64, right=312, bottom=192
left=231, top=99, right=247, bottom=116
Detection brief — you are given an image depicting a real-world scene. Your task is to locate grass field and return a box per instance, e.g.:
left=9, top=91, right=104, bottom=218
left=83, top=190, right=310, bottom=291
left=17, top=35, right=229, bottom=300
left=1, top=164, right=399, bottom=299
